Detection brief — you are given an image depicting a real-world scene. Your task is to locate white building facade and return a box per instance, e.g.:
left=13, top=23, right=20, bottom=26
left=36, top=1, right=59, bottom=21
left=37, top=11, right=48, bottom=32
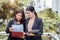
left=33, top=0, right=46, bottom=12
left=33, top=0, right=60, bottom=16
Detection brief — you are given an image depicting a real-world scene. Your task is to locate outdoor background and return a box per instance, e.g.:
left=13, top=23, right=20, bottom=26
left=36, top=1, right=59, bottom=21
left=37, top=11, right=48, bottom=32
left=0, top=0, right=60, bottom=40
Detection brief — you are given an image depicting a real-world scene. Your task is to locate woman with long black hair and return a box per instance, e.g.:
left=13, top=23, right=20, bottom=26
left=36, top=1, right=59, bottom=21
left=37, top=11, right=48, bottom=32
left=25, top=6, right=43, bottom=40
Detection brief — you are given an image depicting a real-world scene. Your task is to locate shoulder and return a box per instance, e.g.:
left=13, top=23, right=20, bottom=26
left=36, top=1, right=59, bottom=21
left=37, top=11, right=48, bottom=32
left=37, top=17, right=42, bottom=20
left=26, top=18, right=29, bottom=20
left=8, top=20, right=14, bottom=24
left=36, top=17, right=42, bottom=21
left=25, top=18, right=30, bottom=21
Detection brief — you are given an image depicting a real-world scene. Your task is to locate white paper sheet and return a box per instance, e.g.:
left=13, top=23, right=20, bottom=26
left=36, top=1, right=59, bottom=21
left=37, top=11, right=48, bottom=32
left=12, top=24, right=23, bottom=32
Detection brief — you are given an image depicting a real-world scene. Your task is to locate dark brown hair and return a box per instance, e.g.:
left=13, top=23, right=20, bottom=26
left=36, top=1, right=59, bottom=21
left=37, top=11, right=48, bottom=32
left=14, top=9, right=25, bottom=24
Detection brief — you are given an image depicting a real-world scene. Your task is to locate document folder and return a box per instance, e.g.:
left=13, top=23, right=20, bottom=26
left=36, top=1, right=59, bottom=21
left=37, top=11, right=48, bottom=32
left=12, top=24, right=24, bottom=38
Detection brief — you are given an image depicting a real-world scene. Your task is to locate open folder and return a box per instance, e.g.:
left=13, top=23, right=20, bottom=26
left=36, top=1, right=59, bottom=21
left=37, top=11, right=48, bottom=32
left=12, top=24, right=24, bottom=38
left=28, top=29, right=40, bottom=33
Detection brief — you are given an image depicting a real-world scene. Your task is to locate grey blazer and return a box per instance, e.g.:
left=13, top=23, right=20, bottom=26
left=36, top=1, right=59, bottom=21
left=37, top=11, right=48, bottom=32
left=25, top=17, right=43, bottom=37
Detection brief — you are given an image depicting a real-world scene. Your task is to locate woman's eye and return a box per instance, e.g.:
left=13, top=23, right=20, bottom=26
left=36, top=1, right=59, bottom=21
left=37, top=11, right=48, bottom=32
left=27, top=13, right=30, bottom=14
left=18, top=15, right=20, bottom=16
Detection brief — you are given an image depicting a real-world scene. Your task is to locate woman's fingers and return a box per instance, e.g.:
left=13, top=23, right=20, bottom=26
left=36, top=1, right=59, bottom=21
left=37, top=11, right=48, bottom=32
left=20, top=33, right=25, bottom=39
left=9, top=27, right=13, bottom=32
left=26, top=33, right=35, bottom=36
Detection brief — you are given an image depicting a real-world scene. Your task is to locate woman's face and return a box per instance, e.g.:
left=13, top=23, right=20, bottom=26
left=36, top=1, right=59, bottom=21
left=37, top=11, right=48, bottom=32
left=26, top=11, right=34, bottom=18
left=16, top=13, right=22, bottom=21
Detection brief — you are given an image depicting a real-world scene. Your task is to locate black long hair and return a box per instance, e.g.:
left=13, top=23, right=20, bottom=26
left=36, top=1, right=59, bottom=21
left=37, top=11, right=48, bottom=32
left=26, top=6, right=38, bottom=17
left=14, top=9, right=25, bottom=24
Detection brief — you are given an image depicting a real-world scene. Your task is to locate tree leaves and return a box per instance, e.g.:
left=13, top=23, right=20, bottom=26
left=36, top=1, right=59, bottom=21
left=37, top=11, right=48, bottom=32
left=38, top=8, right=59, bottom=33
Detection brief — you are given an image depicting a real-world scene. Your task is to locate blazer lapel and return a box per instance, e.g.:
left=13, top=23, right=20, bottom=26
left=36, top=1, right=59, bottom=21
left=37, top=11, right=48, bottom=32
left=26, top=18, right=29, bottom=32
left=32, top=17, right=37, bottom=30
left=26, top=17, right=37, bottom=31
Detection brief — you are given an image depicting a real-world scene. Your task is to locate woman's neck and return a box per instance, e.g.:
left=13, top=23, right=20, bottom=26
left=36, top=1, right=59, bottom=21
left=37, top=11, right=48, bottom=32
left=15, top=20, right=20, bottom=24
left=30, top=15, right=35, bottom=20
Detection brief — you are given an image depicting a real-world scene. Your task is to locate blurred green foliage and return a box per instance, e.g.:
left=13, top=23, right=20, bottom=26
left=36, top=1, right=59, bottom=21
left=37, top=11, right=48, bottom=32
left=38, top=8, right=59, bottom=33
left=0, top=0, right=59, bottom=40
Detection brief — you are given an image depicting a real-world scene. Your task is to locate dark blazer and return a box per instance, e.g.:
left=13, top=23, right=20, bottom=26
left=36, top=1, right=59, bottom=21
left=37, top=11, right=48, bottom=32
left=25, top=17, right=43, bottom=40
left=6, top=20, right=25, bottom=40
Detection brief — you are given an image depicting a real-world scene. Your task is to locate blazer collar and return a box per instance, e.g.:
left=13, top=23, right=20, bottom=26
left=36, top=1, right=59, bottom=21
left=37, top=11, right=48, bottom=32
left=26, top=17, right=37, bottom=30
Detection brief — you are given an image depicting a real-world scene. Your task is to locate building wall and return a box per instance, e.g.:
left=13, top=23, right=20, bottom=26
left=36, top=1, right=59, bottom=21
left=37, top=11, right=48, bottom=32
left=58, top=0, right=60, bottom=16
left=34, top=0, right=46, bottom=12
left=33, top=0, right=60, bottom=16
left=52, top=0, right=58, bottom=11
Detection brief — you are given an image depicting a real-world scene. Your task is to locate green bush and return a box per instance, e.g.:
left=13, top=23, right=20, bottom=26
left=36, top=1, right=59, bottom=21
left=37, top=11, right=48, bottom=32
left=38, top=8, right=59, bottom=33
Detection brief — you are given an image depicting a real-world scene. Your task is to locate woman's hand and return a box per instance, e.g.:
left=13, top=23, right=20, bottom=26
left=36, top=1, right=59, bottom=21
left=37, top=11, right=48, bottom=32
left=21, top=36, right=25, bottom=39
left=26, top=32, right=35, bottom=36
left=20, top=32, right=25, bottom=39
left=9, top=27, right=13, bottom=32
